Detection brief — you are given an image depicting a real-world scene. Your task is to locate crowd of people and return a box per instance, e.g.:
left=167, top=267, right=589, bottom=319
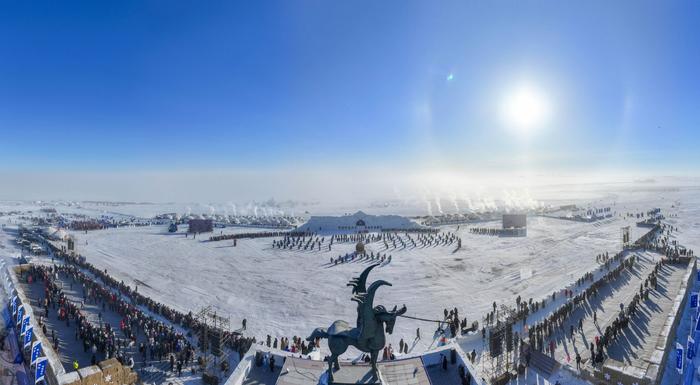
left=480, top=250, right=627, bottom=332
left=273, top=233, right=325, bottom=251
left=42, top=245, right=260, bottom=366
left=468, top=227, right=502, bottom=236
left=270, top=230, right=460, bottom=253
left=330, top=251, right=391, bottom=266
left=263, top=334, right=311, bottom=355
left=587, top=259, right=663, bottom=365
left=24, top=263, right=195, bottom=371
left=514, top=221, right=696, bottom=371
left=524, top=254, right=637, bottom=356
left=410, top=232, right=460, bottom=248
left=208, top=230, right=309, bottom=242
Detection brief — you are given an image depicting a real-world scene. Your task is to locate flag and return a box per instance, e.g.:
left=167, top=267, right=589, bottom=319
left=16, top=305, right=24, bottom=325
left=20, top=315, right=30, bottom=336
left=676, top=342, right=684, bottom=374
left=35, top=358, right=48, bottom=384
left=11, top=296, right=17, bottom=316
left=688, top=336, right=696, bottom=360
left=691, top=293, right=699, bottom=309
left=31, top=341, right=42, bottom=366
left=24, top=326, right=33, bottom=349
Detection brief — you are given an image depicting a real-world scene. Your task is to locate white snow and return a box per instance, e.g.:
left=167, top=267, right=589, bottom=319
left=42, top=193, right=678, bottom=358
left=2, top=181, right=699, bottom=383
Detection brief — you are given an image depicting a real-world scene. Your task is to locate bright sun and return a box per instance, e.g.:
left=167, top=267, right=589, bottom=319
left=501, top=83, right=551, bottom=135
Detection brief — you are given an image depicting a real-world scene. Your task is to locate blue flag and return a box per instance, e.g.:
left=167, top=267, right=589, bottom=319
left=16, top=305, right=24, bottom=325
left=20, top=316, right=30, bottom=336
left=35, top=358, right=48, bottom=384
left=11, top=296, right=17, bottom=316
left=24, top=327, right=33, bottom=349
left=691, top=293, right=699, bottom=309
left=688, top=336, right=696, bottom=360
left=31, top=341, right=42, bottom=365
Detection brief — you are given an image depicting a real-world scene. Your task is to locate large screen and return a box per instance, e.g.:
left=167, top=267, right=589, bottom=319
left=503, top=214, right=527, bottom=229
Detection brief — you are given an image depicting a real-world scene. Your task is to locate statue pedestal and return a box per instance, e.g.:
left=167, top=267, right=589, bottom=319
left=324, top=364, right=380, bottom=385
left=279, top=356, right=430, bottom=385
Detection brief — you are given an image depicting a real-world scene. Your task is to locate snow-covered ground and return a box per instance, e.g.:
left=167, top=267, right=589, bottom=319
left=2, top=182, right=699, bottom=365
left=35, top=192, right=692, bottom=358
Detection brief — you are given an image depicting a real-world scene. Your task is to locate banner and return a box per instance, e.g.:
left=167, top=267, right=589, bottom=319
left=20, top=315, right=30, bottom=337
left=35, top=358, right=48, bottom=384
left=11, top=295, right=17, bottom=316
left=16, top=305, right=24, bottom=325
left=677, top=342, right=684, bottom=374
left=24, top=327, right=33, bottom=349
left=31, top=341, right=42, bottom=366
left=689, top=336, right=696, bottom=360
left=691, top=293, right=699, bottom=309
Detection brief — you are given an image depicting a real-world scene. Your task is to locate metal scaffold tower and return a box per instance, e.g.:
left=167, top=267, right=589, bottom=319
left=481, top=304, right=518, bottom=385
left=195, top=305, right=232, bottom=379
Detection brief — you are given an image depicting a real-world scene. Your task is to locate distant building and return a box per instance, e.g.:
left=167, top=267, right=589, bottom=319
left=502, top=214, right=526, bottom=229
left=188, top=219, right=213, bottom=233
left=297, top=210, right=423, bottom=234
left=502, top=214, right=527, bottom=236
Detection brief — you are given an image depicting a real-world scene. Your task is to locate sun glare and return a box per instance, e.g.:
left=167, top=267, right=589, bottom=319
left=501, top=83, right=551, bottom=135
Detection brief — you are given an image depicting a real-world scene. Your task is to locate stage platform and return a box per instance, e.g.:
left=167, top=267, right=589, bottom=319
left=274, top=357, right=430, bottom=385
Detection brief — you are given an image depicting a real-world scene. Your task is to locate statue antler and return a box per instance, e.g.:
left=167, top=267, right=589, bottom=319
left=351, top=294, right=365, bottom=304
left=363, top=280, right=391, bottom=311
left=395, top=304, right=407, bottom=316
left=347, top=263, right=380, bottom=294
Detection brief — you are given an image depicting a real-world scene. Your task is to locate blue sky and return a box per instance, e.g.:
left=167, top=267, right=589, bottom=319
left=0, top=0, right=699, bottom=178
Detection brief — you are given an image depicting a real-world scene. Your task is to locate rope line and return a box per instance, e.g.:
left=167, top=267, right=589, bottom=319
left=397, top=314, right=444, bottom=323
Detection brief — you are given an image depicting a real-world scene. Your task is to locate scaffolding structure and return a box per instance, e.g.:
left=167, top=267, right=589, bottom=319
left=481, top=304, right=518, bottom=384
left=195, top=306, right=232, bottom=376
left=622, top=226, right=631, bottom=249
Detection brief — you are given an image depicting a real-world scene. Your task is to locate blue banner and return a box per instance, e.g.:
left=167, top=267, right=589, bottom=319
left=16, top=305, right=24, bottom=325
left=691, top=293, right=699, bottom=308
left=35, top=358, right=47, bottom=384
left=31, top=341, right=42, bottom=365
left=24, top=327, right=33, bottom=349
left=689, top=336, right=696, bottom=359
left=677, top=343, right=684, bottom=374
left=20, top=316, right=30, bottom=336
